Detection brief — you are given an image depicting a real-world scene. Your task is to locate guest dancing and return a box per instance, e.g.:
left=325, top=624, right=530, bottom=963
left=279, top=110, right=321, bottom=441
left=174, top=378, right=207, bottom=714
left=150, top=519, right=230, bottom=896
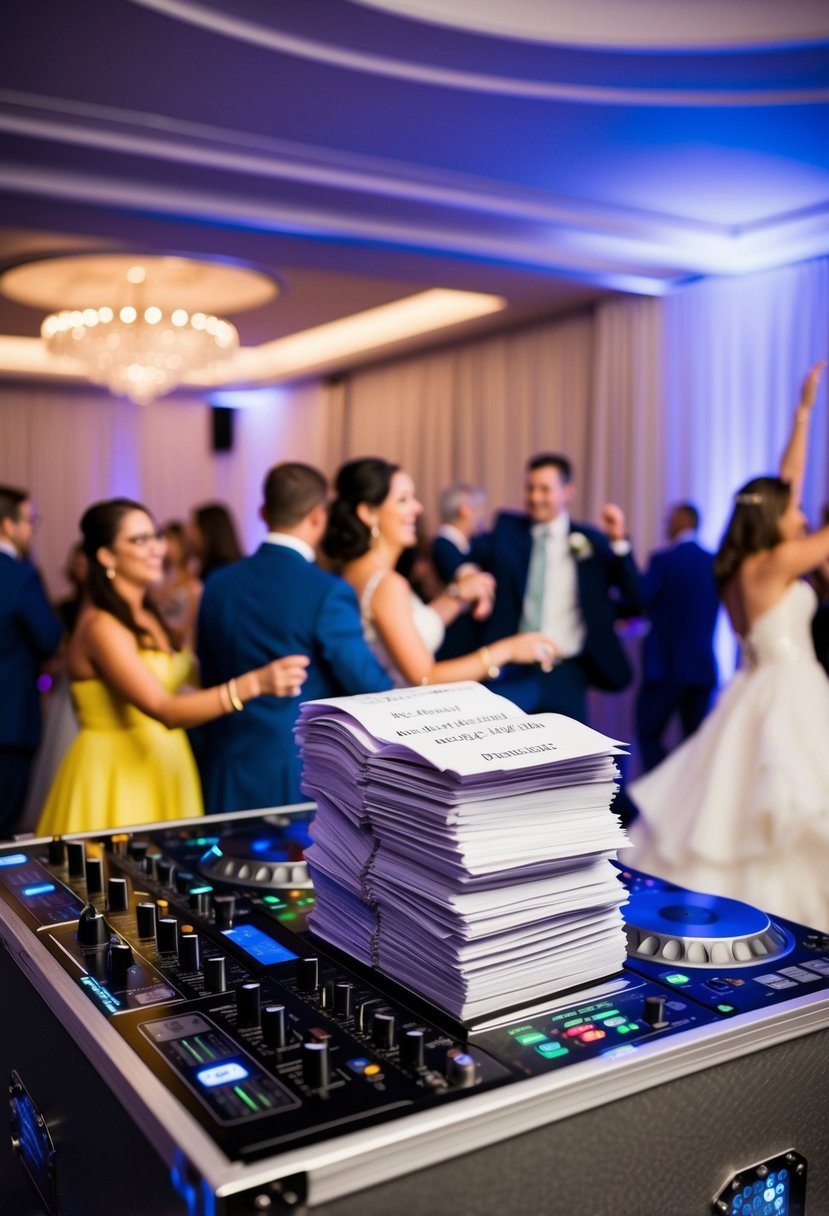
left=37, top=498, right=308, bottom=835
left=323, top=458, right=558, bottom=686
left=626, top=361, right=829, bottom=932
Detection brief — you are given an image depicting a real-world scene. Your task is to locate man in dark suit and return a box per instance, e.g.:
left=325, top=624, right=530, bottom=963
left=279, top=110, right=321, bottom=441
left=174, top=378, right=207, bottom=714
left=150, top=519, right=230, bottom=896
left=0, top=485, right=63, bottom=838
left=466, top=453, right=643, bottom=722
left=431, top=481, right=487, bottom=661
left=635, top=502, right=720, bottom=772
left=197, top=462, right=394, bottom=813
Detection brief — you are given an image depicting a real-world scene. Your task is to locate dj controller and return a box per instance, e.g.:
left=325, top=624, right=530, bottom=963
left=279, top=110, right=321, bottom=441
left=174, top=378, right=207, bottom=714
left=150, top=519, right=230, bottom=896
left=0, top=806, right=827, bottom=1216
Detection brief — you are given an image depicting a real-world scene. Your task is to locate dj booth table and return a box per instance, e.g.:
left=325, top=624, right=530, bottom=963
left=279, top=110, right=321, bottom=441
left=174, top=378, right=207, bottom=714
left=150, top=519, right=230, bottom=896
left=1, top=806, right=826, bottom=1215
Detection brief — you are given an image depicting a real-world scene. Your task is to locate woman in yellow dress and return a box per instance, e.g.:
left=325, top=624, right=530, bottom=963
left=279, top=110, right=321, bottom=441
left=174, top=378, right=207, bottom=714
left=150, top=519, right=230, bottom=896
left=37, top=498, right=309, bottom=835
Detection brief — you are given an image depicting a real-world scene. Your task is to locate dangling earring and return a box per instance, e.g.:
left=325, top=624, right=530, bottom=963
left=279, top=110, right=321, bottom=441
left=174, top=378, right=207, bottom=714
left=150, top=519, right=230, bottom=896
left=106, top=567, right=116, bottom=580
left=370, top=524, right=380, bottom=543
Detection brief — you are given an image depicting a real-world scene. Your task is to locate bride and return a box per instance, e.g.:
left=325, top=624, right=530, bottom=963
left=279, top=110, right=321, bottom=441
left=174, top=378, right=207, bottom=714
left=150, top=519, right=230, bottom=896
left=323, top=458, right=558, bottom=687
left=626, top=360, right=829, bottom=931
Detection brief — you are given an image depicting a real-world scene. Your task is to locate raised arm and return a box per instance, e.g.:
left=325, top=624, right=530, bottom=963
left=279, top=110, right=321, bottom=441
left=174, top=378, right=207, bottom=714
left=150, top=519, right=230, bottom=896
left=86, top=613, right=309, bottom=729
left=779, top=360, right=827, bottom=503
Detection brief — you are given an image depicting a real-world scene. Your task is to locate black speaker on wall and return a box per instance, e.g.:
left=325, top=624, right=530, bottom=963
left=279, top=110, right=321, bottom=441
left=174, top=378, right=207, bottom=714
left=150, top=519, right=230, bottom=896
left=210, top=406, right=234, bottom=452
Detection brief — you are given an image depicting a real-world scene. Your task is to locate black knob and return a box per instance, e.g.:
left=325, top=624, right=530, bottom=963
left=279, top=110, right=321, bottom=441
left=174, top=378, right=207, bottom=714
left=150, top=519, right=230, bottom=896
left=297, top=957, right=319, bottom=993
left=157, top=859, right=175, bottom=886
left=302, top=1041, right=329, bottom=1090
left=179, top=933, right=201, bottom=973
left=156, top=916, right=179, bottom=954
left=643, top=995, right=667, bottom=1027
left=446, top=1048, right=477, bottom=1088
left=320, top=980, right=334, bottom=1009
left=262, top=1005, right=287, bottom=1049
left=213, top=894, right=235, bottom=930
left=204, top=956, right=227, bottom=993
left=144, top=852, right=163, bottom=880
left=128, top=840, right=149, bottom=862
left=188, top=887, right=213, bottom=916
left=47, top=837, right=65, bottom=866
left=334, top=982, right=354, bottom=1018
left=77, top=904, right=109, bottom=948
left=109, top=941, right=134, bottom=986
left=85, top=857, right=104, bottom=896
left=373, top=1011, right=396, bottom=1050
left=400, top=1028, right=426, bottom=1070
left=67, top=841, right=86, bottom=878
left=107, top=877, right=129, bottom=913
left=174, top=870, right=195, bottom=895
left=136, top=901, right=157, bottom=939
left=236, top=982, right=261, bottom=1029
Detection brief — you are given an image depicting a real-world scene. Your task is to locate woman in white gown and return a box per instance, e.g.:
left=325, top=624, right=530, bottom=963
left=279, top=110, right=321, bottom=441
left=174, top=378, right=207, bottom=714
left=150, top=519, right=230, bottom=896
left=323, top=458, right=558, bottom=686
left=626, top=361, right=829, bottom=931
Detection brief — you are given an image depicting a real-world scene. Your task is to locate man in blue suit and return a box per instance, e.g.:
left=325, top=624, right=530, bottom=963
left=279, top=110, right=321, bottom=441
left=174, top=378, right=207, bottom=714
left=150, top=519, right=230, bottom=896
left=635, top=502, right=720, bottom=772
left=465, top=453, right=643, bottom=723
left=0, top=486, right=63, bottom=838
left=431, top=481, right=488, bottom=661
left=197, top=463, right=394, bottom=813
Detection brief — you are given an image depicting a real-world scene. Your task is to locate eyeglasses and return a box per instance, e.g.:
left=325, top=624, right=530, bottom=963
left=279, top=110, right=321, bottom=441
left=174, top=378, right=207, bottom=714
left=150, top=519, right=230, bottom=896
left=124, top=530, right=167, bottom=548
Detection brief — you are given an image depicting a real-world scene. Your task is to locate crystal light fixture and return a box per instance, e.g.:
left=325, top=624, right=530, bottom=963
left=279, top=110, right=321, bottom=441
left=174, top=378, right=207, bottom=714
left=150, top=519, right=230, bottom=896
left=40, top=264, right=238, bottom=406
left=1, top=252, right=278, bottom=406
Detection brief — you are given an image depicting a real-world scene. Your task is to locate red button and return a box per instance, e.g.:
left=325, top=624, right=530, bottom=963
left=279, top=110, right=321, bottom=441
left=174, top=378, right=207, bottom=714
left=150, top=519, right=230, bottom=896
left=564, top=1024, right=592, bottom=1037
left=580, top=1029, right=606, bottom=1043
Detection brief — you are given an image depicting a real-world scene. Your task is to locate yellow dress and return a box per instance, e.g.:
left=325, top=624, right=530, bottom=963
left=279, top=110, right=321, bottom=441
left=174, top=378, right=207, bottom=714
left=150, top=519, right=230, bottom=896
left=36, top=650, right=204, bottom=835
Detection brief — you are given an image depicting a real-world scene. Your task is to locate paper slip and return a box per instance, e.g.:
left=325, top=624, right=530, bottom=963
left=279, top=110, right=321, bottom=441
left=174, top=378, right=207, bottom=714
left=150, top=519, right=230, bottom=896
left=298, top=682, right=625, bottom=778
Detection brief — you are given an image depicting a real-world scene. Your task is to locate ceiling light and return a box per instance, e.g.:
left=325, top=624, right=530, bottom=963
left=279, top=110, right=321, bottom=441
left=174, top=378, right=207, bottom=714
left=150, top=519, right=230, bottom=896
left=1, top=252, right=277, bottom=405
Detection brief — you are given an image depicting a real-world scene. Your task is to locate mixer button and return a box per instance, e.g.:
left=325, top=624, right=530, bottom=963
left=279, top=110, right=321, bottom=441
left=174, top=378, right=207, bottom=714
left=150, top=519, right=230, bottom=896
left=204, top=956, right=227, bottom=993
left=297, top=957, right=319, bottom=993
left=107, top=877, right=129, bottom=912
left=262, top=1005, right=287, bottom=1049
left=136, top=901, right=157, bottom=939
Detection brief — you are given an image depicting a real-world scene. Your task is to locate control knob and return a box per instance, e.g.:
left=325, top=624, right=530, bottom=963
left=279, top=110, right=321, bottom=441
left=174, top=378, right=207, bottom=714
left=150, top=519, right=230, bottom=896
left=643, top=995, right=668, bottom=1028
left=302, top=1041, right=329, bottom=1090
left=179, top=933, right=201, bottom=973
left=236, top=982, right=261, bottom=1029
left=446, top=1047, right=477, bottom=1088
left=373, top=1011, right=396, bottom=1050
left=400, top=1028, right=426, bottom=1070
left=109, top=941, right=134, bottom=987
left=67, top=841, right=86, bottom=879
left=107, top=877, right=129, bottom=913
left=77, top=904, right=109, bottom=949
left=262, top=1005, right=287, bottom=1049
left=213, top=894, right=236, bottom=930
left=156, top=916, right=179, bottom=955
left=203, top=956, right=227, bottom=993
left=136, top=901, right=157, bottom=939
left=47, top=837, right=65, bottom=866
left=297, top=957, right=319, bottom=993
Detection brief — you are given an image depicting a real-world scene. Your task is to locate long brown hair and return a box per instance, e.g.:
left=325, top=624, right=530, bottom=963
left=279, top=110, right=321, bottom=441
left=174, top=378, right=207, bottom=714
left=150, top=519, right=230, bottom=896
left=81, top=498, right=175, bottom=649
left=713, top=476, right=792, bottom=595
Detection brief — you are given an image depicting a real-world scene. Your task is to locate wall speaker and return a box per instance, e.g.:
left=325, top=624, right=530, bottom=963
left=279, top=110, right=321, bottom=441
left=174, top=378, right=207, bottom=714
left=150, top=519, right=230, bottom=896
left=211, top=406, right=234, bottom=452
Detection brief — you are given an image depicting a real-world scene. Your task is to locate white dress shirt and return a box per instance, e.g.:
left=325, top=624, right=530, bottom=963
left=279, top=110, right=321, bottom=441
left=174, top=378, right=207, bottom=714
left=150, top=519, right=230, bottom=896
left=522, top=513, right=586, bottom=659
left=263, top=532, right=315, bottom=563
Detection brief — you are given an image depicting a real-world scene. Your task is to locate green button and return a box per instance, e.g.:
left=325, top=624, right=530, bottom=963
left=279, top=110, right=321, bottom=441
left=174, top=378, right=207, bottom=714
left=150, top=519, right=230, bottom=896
left=562, top=1018, right=583, bottom=1028
left=616, top=1025, right=632, bottom=1034
left=664, top=972, right=690, bottom=985
left=594, top=1009, right=620, bottom=1021
left=515, top=1031, right=547, bottom=1046
left=536, top=1041, right=569, bottom=1059
left=623, top=1023, right=639, bottom=1032
left=717, top=1003, right=736, bottom=1014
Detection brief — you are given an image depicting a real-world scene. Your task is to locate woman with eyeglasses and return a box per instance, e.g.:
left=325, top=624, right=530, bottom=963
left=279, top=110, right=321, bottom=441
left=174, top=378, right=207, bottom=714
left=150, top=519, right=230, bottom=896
left=37, top=498, right=309, bottom=835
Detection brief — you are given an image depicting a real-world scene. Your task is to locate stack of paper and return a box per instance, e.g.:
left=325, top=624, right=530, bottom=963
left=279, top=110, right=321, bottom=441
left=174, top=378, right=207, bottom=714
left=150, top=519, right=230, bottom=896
left=296, top=682, right=629, bottom=1023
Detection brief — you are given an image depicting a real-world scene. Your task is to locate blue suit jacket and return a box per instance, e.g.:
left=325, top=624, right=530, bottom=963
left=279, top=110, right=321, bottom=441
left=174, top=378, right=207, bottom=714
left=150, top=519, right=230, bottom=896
left=196, top=543, right=394, bottom=812
left=471, top=512, right=643, bottom=694
left=641, top=538, right=719, bottom=687
left=431, top=533, right=481, bottom=661
left=0, top=553, right=63, bottom=749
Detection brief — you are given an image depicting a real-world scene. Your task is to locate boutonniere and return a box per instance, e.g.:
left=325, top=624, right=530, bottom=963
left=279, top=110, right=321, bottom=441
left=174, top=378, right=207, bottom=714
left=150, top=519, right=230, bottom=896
left=569, top=532, right=593, bottom=560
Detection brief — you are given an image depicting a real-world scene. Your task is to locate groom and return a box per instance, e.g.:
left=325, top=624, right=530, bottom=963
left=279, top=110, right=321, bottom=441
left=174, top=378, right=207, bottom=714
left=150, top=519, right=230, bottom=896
left=467, top=453, right=643, bottom=722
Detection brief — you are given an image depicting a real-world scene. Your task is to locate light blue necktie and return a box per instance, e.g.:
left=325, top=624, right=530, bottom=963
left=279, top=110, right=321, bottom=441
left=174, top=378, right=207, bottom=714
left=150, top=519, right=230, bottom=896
left=521, top=527, right=549, bottom=632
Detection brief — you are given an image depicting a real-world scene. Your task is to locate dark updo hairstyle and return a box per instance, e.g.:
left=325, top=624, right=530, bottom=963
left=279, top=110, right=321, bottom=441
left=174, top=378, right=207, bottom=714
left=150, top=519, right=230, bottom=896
left=81, top=497, right=173, bottom=648
left=713, top=476, right=792, bottom=595
left=192, top=502, right=244, bottom=580
left=322, top=458, right=399, bottom=565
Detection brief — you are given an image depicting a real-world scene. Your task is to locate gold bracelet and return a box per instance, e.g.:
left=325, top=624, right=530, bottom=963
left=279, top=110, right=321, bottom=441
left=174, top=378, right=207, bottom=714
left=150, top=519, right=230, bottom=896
left=478, top=646, right=501, bottom=680
left=227, top=677, right=244, bottom=712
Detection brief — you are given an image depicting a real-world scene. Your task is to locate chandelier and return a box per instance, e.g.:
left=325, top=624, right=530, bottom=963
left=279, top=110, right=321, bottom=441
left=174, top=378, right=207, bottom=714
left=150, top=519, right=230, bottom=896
left=0, top=252, right=278, bottom=406
left=41, top=300, right=238, bottom=407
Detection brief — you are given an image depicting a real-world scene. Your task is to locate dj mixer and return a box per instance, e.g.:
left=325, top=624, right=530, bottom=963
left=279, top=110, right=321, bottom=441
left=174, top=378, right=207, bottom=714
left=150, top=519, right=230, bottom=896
left=0, top=806, right=826, bottom=1215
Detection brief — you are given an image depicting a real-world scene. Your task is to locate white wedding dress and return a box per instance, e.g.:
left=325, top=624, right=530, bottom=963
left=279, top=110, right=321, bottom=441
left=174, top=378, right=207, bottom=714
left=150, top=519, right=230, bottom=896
left=360, top=569, right=445, bottom=686
left=626, top=579, right=829, bottom=932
